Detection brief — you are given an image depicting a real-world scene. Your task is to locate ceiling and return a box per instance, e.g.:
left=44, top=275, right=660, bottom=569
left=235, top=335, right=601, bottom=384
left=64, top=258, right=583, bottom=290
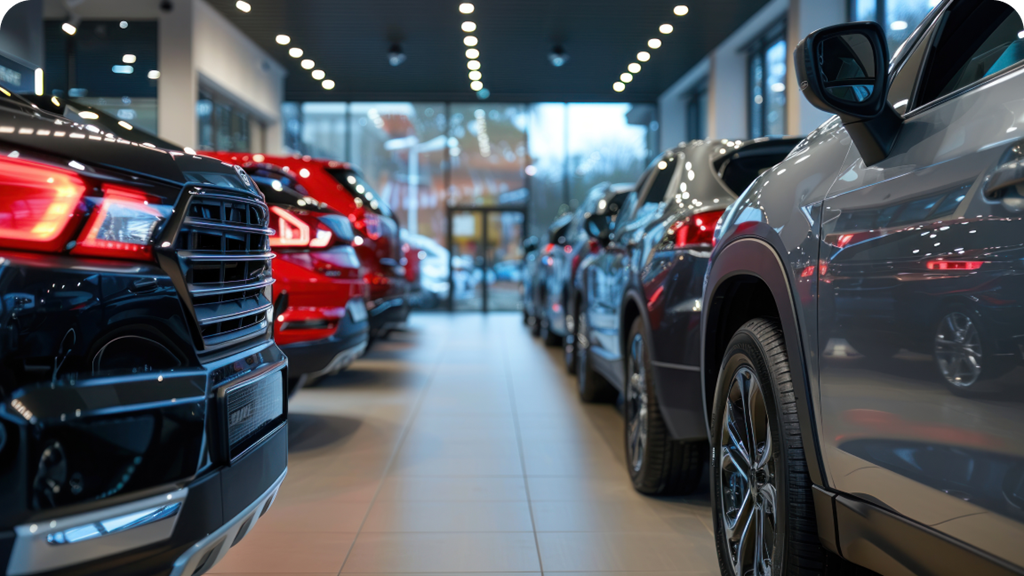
left=207, top=0, right=771, bottom=103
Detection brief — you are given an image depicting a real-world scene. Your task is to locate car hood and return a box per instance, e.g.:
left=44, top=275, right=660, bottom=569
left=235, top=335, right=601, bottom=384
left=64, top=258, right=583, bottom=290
left=0, top=104, right=256, bottom=194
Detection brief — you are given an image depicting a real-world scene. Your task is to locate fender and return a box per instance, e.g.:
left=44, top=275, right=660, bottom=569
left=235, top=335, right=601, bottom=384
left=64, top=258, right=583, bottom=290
left=701, top=236, right=826, bottom=488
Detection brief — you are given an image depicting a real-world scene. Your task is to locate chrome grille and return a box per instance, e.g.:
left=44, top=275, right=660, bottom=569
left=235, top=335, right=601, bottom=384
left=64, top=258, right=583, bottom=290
left=175, top=188, right=275, bottom=350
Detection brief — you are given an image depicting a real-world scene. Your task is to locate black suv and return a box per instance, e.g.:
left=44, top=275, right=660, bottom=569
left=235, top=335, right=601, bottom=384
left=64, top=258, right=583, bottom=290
left=0, top=93, right=287, bottom=575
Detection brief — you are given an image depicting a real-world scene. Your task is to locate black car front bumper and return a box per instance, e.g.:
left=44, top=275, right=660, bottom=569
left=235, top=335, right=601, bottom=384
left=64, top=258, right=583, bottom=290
left=0, top=424, right=287, bottom=576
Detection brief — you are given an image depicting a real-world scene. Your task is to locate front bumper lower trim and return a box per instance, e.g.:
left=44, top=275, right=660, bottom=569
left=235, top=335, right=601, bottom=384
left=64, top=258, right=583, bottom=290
left=169, top=467, right=287, bottom=576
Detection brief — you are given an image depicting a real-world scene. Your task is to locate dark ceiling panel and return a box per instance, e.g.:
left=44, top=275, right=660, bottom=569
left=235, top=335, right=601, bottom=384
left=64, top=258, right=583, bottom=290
left=205, top=0, right=771, bottom=103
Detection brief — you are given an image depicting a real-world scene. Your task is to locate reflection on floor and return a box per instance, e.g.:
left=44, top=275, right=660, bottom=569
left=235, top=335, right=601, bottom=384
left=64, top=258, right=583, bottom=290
left=211, top=313, right=717, bottom=575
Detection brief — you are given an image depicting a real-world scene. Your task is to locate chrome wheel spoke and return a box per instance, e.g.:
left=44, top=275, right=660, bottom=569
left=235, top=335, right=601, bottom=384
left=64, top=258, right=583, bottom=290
left=626, top=333, right=649, bottom=472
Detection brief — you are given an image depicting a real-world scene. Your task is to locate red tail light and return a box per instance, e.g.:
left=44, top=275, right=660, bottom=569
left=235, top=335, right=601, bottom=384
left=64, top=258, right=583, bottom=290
left=0, top=157, right=87, bottom=253
left=674, top=210, right=724, bottom=249
left=927, top=260, right=985, bottom=271
left=544, top=243, right=555, bottom=254
left=269, top=206, right=335, bottom=249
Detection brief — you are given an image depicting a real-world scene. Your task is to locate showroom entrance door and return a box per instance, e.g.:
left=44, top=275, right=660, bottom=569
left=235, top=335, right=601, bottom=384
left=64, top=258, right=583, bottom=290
left=447, top=207, right=526, bottom=312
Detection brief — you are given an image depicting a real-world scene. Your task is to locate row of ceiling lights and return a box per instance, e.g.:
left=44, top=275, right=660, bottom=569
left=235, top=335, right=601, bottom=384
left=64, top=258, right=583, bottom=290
left=613, top=4, right=689, bottom=93
left=459, top=3, right=489, bottom=98
left=236, top=0, right=336, bottom=90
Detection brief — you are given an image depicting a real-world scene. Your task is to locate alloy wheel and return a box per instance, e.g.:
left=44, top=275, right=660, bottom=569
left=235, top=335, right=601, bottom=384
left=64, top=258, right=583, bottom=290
left=935, top=312, right=982, bottom=387
left=719, top=366, right=776, bottom=576
left=626, top=333, right=649, bottom=473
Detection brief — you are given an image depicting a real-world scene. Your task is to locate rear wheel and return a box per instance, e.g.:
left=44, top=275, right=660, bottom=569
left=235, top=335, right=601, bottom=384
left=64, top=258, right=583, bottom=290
left=624, top=318, right=705, bottom=495
left=577, top=309, right=616, bottom=403
left=712, top=319, right=829, bottom=576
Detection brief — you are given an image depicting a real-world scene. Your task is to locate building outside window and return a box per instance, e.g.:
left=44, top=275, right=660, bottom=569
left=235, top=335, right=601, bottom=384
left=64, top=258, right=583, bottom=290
left=748, top=22, right=787, bottom=139
left=851, top=0, right=943, bottom=52
left=197, top=89, right=254, bottom=152
left=685, top=82, right=708, bottom=141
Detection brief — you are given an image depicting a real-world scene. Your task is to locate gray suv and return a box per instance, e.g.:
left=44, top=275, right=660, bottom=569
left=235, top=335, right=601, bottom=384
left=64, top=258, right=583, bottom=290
left=702, top=1, right=1024, bottom=574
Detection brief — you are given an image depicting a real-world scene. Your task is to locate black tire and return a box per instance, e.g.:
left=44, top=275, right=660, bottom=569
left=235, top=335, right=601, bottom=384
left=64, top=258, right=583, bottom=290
left=529, top=312, right=541, bottom=336
left=624, top=317, right=705, bottom=495
left=564, top=335, right=577, bottom=375
left=576, top=309, right=616, bottom=403
left=711, top=318, right=828, bottom=576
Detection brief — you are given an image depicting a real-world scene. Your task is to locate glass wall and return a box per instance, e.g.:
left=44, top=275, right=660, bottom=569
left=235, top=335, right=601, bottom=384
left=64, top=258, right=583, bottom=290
left=44, top=20, right=159, bottom=133
left=852, top=0, right=942, bottom=52
left=749, top=23, right=787, bottom=139
left=284, top=101, right=657, bottom=244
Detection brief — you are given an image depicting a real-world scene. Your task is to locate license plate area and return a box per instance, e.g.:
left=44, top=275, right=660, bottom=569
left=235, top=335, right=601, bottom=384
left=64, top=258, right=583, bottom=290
left=220, top=370, right=285, bottom=461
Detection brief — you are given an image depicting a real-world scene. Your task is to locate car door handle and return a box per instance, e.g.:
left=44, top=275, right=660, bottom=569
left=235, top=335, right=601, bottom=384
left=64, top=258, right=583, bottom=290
left=983, top=159, right=1024, bottom=200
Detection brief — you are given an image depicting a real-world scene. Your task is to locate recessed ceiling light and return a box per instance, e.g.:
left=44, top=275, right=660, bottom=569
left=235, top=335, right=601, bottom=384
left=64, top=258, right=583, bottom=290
left=148, top=70, right=161, bottom=79
left=467, top=60, right=481, bottom=70
left=470, top=80, right=483, bottom=91
left=674, top=5, right=689, bottom=16
left=122, top=54, right=137, bottom=64
left=301, top=59, right=315, bottom=70
left=276, top=34, right=291, bottom=45
left=289, top=47, right=303, bottom=58
left=466, top=48, right=480, bottom=59
left=464, top=35, right=478, bottom=47
left=620, top=72, right=633, bottom=83
left=79, top=111, right=99, bottom=120
left=637, top=51, right=651, bottom=62
left=660, top=24, right=674, bottom=34
left=235, top=0, right=251, bottom=12
left=311, top=69, right=325, bottom=80
left=61, top=22, right=77, bottom=35
left=628, top=62, right=641, bottom=73
left=462, top=21, right=476, bottom=32
left=613, top=82, right=625, bottom=92
left=459, top=3, right=474, bottom=14
left=322, top=79, right=335, bottom=90
left=119, top=21, right=128, bottom=29
left=890, top=20, right=908, bottom=30
left=469, top=70, right=482, bottom=80
left=648, top=38, right=662, bottom=49
left=118, top=120, right=133, bottom=130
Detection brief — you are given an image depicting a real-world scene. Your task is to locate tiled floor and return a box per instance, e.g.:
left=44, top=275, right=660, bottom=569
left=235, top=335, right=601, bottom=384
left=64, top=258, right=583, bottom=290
left=211, top=312, right=718, bottom=576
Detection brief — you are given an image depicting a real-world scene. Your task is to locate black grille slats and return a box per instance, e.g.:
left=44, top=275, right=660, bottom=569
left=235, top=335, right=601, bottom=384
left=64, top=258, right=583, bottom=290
left=176, top=189, right=275, bottom=350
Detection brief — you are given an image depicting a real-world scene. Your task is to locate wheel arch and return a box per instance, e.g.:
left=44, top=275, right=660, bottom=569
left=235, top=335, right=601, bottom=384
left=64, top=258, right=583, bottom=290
left=701, top=237, right=826, bottom=488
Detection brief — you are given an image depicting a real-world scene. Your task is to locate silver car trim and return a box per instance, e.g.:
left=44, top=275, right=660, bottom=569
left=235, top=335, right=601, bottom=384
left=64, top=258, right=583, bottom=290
left=6, top=488, right=189, bottom=576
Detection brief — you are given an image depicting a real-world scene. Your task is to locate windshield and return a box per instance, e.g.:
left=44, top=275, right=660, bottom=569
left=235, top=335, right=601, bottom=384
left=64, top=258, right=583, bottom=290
left=325, top=168, right=395, bottom=218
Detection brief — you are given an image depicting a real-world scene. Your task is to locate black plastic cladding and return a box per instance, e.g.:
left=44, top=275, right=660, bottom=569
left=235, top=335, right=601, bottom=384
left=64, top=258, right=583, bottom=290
left=159, top=185, right=276, bottom=354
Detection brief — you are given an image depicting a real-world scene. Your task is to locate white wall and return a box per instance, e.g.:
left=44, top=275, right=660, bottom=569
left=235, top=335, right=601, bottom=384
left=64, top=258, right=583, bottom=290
left=41, top=0, right=285, bottom=151
left=0, top=0, right=44, bottom=67
left=658, top=0, right=846, bottom=147
left=194, top=0, right=286, bottom=151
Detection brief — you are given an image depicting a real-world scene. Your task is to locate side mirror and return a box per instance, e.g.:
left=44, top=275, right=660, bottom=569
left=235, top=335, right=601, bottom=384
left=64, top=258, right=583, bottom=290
left=795, top=21, right=902, bottom=166
left=584, top=213, right=613, bottom=247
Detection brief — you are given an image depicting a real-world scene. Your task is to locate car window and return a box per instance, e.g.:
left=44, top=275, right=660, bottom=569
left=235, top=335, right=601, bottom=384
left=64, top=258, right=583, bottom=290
left=717, top=148, right=793, bottom=195
left=914, top=0, right=1024, bottom=106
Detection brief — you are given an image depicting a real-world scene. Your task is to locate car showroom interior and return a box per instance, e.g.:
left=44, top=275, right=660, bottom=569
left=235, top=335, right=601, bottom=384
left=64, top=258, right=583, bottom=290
left=2, top=0, right=1024, bottom=574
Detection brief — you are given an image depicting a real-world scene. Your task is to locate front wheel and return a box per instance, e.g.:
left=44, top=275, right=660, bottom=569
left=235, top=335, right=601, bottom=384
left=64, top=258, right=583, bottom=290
left=624, top=318, right=705, bottom=495
left=711, top=319, right=830, bottom=576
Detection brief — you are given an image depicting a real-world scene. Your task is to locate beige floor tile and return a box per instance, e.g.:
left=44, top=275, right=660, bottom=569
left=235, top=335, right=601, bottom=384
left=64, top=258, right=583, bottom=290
left=362, top=500, right=534, bottom=532
left=208, top=530, right=355, bottom=574
left=537, top=531, right=719, bottom=572
left=376, top=476, right=528, bottom=501
left=532, top=500, right=674, bottom=532
left=527, top=476, right=649, bottom=502
left=341, top=532, right=541, bottom=573
left=256, top=498, right=372, bottom=533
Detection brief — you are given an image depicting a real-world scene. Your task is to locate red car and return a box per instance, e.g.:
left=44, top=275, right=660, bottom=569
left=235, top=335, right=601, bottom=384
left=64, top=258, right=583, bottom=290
left=242, top=164, right=369, bottom=395
left=207, top=153, right=412, bottom=338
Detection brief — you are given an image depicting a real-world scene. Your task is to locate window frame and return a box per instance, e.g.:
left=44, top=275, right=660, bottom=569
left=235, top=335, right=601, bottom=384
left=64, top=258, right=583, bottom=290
left=885, top=0, right=1024, bottom=119
left=747, top=20, right=788, bottom=139
left=685, top=80, right=709, bottom=141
